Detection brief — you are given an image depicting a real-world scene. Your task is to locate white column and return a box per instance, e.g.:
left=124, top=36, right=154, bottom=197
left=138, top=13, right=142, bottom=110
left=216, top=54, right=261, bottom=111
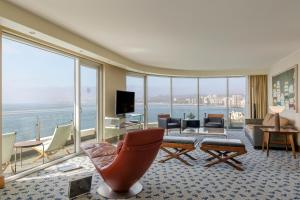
left=97, top=65, right=103, bottom=142
left=74, top=58, right=81, bottom=153
left=170, top=77, right=173, bottom=116
left=197, top=78, right=200, bottom=120
left=226, top=77, right=229, bottom=129
left=144, top=75, right=148, bottom=128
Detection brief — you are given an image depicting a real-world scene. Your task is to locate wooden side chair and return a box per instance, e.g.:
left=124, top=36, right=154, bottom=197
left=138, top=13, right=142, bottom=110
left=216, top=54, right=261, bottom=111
left=200, top=138, right=247, bottom=171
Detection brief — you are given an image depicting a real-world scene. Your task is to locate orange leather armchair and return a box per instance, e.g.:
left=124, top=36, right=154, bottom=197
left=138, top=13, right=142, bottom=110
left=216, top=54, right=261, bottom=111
left=81, top=128, right=164, bottom=198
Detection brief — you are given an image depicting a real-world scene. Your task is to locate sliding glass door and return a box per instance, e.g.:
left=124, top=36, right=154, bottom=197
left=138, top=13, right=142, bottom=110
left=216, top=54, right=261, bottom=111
left=2, top=35, right=75, bottom=176
left=126, top=75, right=145, bottom=123
left=1, top=34, right=102, bottom=178
left=199, top=78, right=228, bottom=126
left=228, top=77, right=246, bottom=128
left=147, top=76, right=171, bottom=125
left=80, top=64, right=98, bottom=144
left=172, top=78, right=198, bottom=119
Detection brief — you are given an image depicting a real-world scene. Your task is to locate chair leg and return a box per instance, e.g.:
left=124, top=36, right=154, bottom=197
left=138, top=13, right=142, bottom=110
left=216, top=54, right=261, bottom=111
left=10, top=162, right=16, bottom=174
left=159, top=147, right=195, bottom=166
left=203, top=150, right=244, bottom=171
left=2, top=162, right=9, bottom=172
left=33, top=154, right=44, bottom=162
left=65, top=149, right=71, bottom=154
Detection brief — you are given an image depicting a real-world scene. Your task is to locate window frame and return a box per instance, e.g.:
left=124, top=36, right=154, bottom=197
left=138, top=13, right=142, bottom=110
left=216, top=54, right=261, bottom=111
left=0, top=31, right=103, bottom=179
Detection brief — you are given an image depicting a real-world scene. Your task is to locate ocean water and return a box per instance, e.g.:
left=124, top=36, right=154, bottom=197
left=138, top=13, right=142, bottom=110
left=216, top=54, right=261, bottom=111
left=3, top=104, right=96, bottom=142
left=3, top=104, right=244, bottom=142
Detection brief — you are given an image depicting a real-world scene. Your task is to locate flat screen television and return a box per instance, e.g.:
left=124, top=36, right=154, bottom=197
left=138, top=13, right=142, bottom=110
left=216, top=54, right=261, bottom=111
left=116, top=90, right=135, bottom=115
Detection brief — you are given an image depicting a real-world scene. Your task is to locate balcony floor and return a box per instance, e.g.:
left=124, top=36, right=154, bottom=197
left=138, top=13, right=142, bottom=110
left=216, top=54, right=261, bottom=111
left=3, top=138, right=97, bottom=177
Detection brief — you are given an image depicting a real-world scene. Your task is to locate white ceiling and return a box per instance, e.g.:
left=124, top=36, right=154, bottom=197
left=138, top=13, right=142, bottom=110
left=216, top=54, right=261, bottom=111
left=7, top=0, right=300, bottom=71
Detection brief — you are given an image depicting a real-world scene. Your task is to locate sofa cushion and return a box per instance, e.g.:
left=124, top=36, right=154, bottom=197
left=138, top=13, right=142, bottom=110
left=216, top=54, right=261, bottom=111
left=262, top=113, right=274, bottom=126
left=202, top=138, right=245, bottom=147
left=163, top=136, right=197, bottom=145
left=264, top=116, right=289, bottom=126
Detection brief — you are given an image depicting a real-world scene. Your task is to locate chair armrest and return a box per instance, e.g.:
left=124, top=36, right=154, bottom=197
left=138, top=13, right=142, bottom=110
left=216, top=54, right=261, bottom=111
left=245, top=118, right=263, bottom=125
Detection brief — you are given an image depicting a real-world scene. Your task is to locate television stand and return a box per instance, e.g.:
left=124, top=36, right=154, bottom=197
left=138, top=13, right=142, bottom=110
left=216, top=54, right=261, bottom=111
left=105, top=114, right=144, bottom=141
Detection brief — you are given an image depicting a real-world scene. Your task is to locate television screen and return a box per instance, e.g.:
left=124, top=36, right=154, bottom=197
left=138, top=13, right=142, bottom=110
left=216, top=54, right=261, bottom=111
left=116, top=90, right=135, bottom=115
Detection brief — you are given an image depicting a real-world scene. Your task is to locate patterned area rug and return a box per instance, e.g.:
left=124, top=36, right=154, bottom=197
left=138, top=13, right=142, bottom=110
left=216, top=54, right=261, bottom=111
left=1, top=130, right=300, bottom=200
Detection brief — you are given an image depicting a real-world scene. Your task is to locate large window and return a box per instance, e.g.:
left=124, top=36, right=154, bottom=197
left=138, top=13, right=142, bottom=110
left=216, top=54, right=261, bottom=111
left=172, top=78, right=198, bottom=119
left=2, top=36, right=75, bottom=176
left=126, top=75, right=144, bottom=121
left=199, top=78, right=228, bottom=126
left=147, top=76, right=171, bottom=123
left=127, top=75, right=246, bottom=128
left=80, top=65, right=98, bottom=143
left=228, top=77, right=246, bottom=128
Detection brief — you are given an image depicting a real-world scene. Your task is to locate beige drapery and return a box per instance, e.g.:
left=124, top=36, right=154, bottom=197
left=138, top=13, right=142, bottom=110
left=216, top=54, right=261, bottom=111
left=249, top=75, right=268, bottom=119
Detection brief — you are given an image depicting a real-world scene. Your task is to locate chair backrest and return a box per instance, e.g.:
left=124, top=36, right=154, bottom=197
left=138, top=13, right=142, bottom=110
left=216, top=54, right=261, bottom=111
left=207, top=114, right=224, bottom=118
left=157, top=113, right=170, bottom=119
left=46, top=124, right=72, bottom=152
left=100, top=128, right=164, bottom=192
left=2, top=132, right=16, bottom=164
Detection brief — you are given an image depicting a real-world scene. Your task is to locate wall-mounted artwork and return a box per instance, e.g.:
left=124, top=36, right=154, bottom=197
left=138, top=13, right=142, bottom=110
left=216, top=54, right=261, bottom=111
left=272, top=65, right=298, bottom=112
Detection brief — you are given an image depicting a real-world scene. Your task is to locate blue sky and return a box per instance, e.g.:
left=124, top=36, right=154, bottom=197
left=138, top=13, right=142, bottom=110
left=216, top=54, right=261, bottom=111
left=128, top=76, right=245, bottom=98
left=3, top=36, right=245, bottom=105
left=2, top=37, right=96, bottom=104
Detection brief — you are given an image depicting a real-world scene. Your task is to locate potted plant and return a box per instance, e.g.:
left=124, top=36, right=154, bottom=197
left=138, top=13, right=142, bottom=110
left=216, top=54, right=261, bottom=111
left=186, top=112, right=195, bottom=120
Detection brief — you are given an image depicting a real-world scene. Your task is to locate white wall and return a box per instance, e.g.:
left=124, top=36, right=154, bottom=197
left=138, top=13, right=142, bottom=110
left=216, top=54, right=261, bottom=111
left=268, top=49, right=300, bottom=145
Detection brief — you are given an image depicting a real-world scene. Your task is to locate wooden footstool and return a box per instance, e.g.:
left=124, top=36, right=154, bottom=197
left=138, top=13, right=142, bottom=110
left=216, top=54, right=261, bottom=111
left=200, top=138, right=247, bottom=171
left=159, top=136, right=198, bottom=166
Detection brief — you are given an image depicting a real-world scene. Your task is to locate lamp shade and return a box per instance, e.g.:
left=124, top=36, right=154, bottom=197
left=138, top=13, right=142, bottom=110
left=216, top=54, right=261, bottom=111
left=269, top=106, right=285, bottom=114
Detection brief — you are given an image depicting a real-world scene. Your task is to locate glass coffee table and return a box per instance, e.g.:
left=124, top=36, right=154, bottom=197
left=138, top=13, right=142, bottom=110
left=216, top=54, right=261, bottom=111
left=182, top=127, right=227, bottom=138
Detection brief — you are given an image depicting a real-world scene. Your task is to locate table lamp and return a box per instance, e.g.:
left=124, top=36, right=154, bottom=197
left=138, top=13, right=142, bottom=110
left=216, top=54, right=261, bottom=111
left=269, top=106, right=285, bottom=130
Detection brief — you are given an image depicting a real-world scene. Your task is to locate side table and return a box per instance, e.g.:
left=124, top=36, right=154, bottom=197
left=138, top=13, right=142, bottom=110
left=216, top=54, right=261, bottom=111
left=260, top=128, right=299, bottom=159
left=182, top=119, right=200, bottom=130
left=14, top=140, right=44, bottom=173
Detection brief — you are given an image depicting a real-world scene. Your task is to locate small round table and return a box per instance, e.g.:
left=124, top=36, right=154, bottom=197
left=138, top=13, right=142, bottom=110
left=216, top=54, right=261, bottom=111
left=14, top=140, right=44, bottom=173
